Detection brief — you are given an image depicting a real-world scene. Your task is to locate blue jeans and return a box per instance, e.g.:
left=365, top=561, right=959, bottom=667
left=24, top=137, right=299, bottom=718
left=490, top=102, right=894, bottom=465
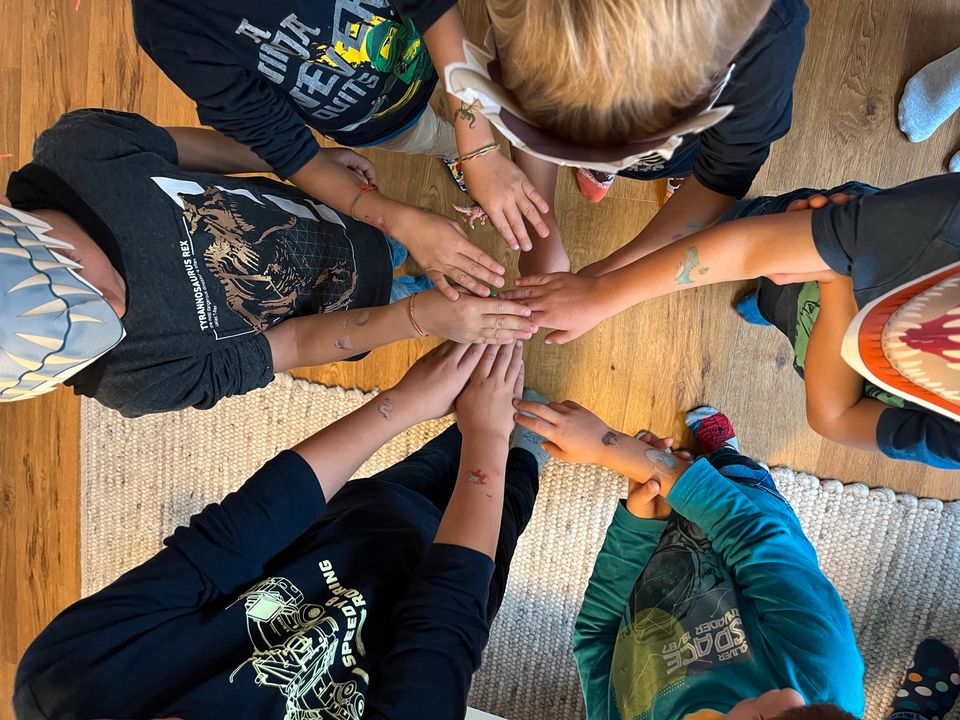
left=708, top=447, right=786, bottom=504
left=718, top=180, right=879, bottom=224
left=358, top=425, right=540, bottom=624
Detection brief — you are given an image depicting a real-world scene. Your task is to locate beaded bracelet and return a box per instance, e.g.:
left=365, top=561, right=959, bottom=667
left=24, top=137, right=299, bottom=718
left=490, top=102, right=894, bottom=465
left=407, top=292, right=427, bottom=336
left=459, top=142, right=501, bottom=164
left=348, top=181, right=379, bottom=218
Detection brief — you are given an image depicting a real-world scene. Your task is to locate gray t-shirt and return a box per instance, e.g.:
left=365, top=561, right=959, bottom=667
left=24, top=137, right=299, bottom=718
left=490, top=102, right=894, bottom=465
left=6, top=109, right=392, bottom=416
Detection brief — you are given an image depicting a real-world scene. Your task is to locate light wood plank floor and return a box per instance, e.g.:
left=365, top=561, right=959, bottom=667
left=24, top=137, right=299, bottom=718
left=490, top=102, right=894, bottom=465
left=2, top=1, right=959, bottom=715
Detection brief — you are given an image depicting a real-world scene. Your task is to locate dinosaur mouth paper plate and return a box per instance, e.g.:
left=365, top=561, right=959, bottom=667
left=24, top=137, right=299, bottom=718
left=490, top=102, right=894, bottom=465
left=842, top=261, right=960, bottom=423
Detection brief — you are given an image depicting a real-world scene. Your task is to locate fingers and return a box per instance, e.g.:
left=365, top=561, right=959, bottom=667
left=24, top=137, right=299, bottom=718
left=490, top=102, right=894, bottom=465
left=475, top=344, right=498, bottom=377
left=505, top=341, right=524, bottom=386
left=675, top=451, right=693, bottom=461
left=560, top=400, right=585, bottom=411
left=515, top=412, right=557, bottom=439
left=431, top=272, right=461, bottom=302
left=541, top=441, right=566, bottom=460
left=514, top=398, right=564, bottom=424
left=504, top=206, right=533, bottom=252
left=468, top=247, right=506, bottom=277
left=544, top=329, right=574, bottom=345
left=521, top=181, right=550, bottom=216
left=630, top=479, right=661, bottom=505
left=491, top=339, right=516, bottom=378
left=517, top=196, right=549, bottom=240
left=455, top=342, right=485, bottom=370
left=479, top=297, right=534, bottom=321
left=513, top=360, right=525, bottom=398
left=514, top=274, right=553, bottom=288
left=448, top=269, right=492, bottom=298
left=785, top=198, right=810, bottom=212
left=490, top=209, right=520, bottom=252
left=456, top=255, right=504, bottom=290
left=828, top=192, right=855, bottom=205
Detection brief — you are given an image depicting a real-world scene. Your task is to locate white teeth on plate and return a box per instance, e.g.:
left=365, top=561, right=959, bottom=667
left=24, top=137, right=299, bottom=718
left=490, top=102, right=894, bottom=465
left=886, top=348, right=922, bottom=360
left=947, top=320, right=960, bottom=329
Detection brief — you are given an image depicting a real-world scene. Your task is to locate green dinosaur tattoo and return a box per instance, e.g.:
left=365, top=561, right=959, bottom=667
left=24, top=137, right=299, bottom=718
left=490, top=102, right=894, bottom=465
left=456, top=99, right=481, bottom=129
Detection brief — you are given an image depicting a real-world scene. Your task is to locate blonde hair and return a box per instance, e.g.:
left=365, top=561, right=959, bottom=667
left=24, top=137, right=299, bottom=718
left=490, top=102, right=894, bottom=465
left=487, top=0, right=772, bottom=145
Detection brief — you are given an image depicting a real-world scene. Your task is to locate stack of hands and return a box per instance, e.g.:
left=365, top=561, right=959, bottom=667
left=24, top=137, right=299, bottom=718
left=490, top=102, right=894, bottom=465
left=390, top=340, right=695, bottom=520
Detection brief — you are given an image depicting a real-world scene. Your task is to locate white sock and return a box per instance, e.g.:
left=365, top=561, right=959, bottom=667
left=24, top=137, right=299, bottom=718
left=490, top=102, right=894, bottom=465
left=898, top=47, right=960, bottom=143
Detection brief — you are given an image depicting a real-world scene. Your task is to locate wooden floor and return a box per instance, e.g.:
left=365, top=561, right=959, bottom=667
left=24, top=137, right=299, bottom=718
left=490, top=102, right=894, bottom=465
left=2, top=1, right=959, bottom=715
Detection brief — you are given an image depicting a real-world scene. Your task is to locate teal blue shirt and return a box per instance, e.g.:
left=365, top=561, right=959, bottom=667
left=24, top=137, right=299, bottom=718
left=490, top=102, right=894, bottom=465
left=572, top=458, right=865, bottom=720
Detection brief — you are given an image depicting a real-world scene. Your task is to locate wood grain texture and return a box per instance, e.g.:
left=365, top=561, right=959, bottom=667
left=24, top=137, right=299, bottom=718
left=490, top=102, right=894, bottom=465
left=2, top=1, right=959, bottom=716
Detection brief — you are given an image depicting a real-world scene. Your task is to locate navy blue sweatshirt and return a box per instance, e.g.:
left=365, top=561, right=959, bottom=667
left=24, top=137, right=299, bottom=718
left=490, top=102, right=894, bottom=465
left=132, top=0, right=456, bottom=179
left=13, top=450, right=494, bottom=720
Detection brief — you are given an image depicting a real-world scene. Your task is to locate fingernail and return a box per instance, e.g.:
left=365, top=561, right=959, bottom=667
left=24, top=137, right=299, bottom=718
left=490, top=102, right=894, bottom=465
left=495, top=277, right=505, bottom=287
left=545, top=339, right=553, bottom=345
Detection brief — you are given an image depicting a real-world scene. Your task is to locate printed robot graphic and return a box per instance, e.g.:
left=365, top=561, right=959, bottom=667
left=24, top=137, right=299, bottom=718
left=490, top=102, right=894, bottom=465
left=612, top=515, right=751, bottom=720
left=229, top=577, right=367, bottom=720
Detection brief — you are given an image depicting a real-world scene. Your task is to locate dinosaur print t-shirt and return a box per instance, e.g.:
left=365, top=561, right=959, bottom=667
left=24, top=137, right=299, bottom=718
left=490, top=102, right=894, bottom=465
left=5, top=110, right=392, bottom=416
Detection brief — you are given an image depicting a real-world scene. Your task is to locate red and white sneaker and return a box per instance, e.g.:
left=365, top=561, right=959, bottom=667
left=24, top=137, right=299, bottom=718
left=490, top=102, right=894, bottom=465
left=576, top=168, right=616, bottom=203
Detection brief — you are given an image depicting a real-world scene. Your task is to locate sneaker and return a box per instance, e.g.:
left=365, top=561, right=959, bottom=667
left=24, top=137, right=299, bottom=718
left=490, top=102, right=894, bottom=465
left=734, top=290, right=773, bottom=326
left=662, top=176, right=687, bottom=205
left=576, top=168, right=616, bottom=203
left=443, top=157, right=467, bottom=193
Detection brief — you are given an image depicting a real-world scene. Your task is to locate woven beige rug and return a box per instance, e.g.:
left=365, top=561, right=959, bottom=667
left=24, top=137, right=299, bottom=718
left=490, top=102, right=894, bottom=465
left=80, top=373, right=960, bottom=720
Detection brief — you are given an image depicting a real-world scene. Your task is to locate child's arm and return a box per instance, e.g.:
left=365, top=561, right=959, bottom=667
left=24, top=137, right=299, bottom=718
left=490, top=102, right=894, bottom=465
left=803, top=276, right=885, bottom=450
left=422, top=7, right=550, bottom=252
left=263, top=289, right=537, bottom=373
left=664, top=461, right=865, bottom=711
left=573, top=505, right=668, bottom=719
left=502, top=209, right=831, bottom=343
left=362, top=343, right=523, bottom=719
left=583, top=176, right=738, bottom=275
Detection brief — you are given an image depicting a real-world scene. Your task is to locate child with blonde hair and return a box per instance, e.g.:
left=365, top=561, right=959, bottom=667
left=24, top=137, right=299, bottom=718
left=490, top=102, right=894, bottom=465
left=445, top=0, right=807, bottom=275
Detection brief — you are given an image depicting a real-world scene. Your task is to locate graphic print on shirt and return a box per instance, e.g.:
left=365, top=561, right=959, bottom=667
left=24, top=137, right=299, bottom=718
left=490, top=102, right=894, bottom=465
left=612, top=515, right=752, bottom=720
left=152, top=177, right=359, bottom=338
left=229, top=568, right=370, bottom=720
left=235, top=5, right=433, bottom=130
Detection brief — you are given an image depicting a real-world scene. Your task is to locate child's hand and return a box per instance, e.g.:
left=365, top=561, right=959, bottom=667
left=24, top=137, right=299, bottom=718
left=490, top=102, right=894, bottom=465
left=626, top=431, right=690, bottom=519
left=394, top=341, right=486, bottom=420
left=461, top=150, right=550, bottom=252
left=392, top=208, right=506, bottom=301
left=785, top=191, right=855, bottom=212
left=513, top=398, right=619, bottom=466
left=320, top=147, right=378, bottom=186
left=499, top=272, right=612, bottom=344
left=416, top=289, right=539, bottom=344
left=456, top=342, right=525, bottom=441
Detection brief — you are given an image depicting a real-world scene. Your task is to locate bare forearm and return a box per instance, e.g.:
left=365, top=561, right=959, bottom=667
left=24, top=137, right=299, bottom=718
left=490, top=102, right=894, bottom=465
left=423, top=6, right=498, bottom=154
left=596, top=177, right=735, bottom=274
left=167, top=126, right=274, bottom=174
left=434, top=433, right=509, bottom=559
left=293, top=386, right=424, bottom=500
left=289, top=154, right=413, bottom=232
left=265, top=301, right=417, bottom=373
left=596, top=210, right=826, bottom=315
left=804, top=279, right=883, bottom=450
left=594, top=431, right=687, bottom=497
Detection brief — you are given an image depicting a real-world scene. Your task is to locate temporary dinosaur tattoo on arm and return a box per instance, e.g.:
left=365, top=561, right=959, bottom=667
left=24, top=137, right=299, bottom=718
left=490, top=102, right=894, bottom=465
left=645, top=448, right=678, bottom=469
left=377, top=396, right=393, bottom=420
left=455, top=99, right=482, bottom=129
left=602, top=431, right=620, bottom=447
left=675, top=246, right=709, bottom=285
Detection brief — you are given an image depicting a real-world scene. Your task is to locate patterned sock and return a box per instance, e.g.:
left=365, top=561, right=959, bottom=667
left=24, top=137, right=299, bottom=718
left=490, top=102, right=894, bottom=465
left=443, top=157, right=468, bottom=192
left=575, top=168, right=615, bottom=203
left=898, top=47, right=960, bottom=143
left=510, top=388, right=551, bottom=471
left=685, top=406, right=740, bottom=454
left=887, top=638, right=960, bottom=720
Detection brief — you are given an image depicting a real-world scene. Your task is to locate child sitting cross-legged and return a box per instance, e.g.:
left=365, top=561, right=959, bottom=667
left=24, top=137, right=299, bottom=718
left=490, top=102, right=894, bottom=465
left=512, top=398, right=865, bottom=720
